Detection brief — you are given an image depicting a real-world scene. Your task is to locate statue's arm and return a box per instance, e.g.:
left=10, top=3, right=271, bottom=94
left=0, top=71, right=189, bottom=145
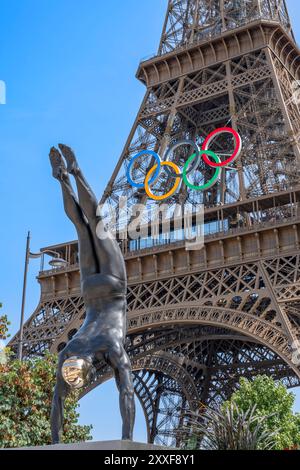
left=50, top=373, right=70, bottom=444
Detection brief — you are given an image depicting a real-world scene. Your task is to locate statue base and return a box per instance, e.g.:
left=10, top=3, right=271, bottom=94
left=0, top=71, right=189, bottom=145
left=16, top=440, right=167, bottom=451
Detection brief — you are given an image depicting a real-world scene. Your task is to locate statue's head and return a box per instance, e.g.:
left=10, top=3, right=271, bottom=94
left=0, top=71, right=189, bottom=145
left=61, top=356, right=96, bottom=389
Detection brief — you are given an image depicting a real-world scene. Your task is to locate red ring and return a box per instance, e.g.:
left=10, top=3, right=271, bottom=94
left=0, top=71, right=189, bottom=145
left=201, top=127, right=242, bottom=168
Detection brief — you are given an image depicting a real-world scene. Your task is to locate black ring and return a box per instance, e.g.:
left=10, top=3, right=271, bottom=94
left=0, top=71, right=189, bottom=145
left=164, top=140, right=201, bottom=178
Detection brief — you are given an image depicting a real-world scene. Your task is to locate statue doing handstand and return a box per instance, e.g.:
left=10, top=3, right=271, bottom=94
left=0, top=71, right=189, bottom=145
left=49, top=144, right=135, bottom=444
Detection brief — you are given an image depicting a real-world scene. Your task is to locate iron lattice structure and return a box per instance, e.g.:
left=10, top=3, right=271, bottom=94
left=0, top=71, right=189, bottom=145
left=9, top=0, right=300, bottom=447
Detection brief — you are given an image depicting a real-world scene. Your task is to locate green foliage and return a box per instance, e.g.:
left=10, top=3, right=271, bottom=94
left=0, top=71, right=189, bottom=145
left=0, top=352, right=92, bottom=448
left=225, top=375, right=300, bottom=450
left=184, top=404, right=276, bottom=450
left=0, top=303, right=10, bottom=340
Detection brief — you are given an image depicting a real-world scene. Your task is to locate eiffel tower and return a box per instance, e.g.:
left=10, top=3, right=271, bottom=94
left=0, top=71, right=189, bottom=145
left=9, top=0, right=300, bottom=447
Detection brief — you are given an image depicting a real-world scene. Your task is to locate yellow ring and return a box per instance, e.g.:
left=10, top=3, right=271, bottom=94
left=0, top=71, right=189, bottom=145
left=144, top=162, right=181, bottom=201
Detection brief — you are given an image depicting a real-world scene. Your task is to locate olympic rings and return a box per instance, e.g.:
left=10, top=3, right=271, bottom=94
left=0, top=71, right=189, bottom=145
left=201, top=127, right=242, bottom=168
left=183, top=150, right=221, bottom=191
left=126, top=127, right=242, bottom=201
left=145, top=161, right=181, bottom=201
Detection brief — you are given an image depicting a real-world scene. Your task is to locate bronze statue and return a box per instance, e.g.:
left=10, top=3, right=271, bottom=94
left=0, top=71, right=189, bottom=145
left=49, top=144, right=135, bottom=443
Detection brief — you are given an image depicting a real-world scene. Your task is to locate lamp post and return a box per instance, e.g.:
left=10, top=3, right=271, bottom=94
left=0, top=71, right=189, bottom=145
left=18, top=233, right=67, bottom=361
left=18, top=231, right=31, bottom=361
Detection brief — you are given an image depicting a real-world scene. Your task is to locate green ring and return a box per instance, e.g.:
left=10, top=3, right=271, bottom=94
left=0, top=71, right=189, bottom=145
left=183, top=150, right=221, bottom=191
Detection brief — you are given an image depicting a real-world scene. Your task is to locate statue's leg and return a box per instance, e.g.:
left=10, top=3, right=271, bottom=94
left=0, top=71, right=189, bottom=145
left=107, top=342, right=136, bottom=440
left=58, top=144, right=126, bottom=280
left=50, top=147, right=99, bottom=277
left=58, top=144, right=98, bottom=219
left=50, top=371, right=70, bottom=444
left=60, top=179, right=100, bottom=277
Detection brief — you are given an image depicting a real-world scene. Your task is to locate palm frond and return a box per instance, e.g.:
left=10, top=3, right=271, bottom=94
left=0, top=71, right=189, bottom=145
left=181, top=404, right=276, bottom=450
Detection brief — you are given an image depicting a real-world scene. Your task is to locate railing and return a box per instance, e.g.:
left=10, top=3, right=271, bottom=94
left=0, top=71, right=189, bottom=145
left=139, top=16, right=294, bottom=66
left=123, top=212, right=300, bottom=258
left=39, top=208, right=300, bottom=274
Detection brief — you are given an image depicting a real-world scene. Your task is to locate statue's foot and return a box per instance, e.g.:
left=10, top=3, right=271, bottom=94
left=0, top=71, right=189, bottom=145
left=49, top=147, right=68, bottom=181
left=58, top=144, right=79, bottom=175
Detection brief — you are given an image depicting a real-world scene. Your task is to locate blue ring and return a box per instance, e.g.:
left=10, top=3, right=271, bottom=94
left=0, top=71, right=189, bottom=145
left=126, top=150, right=161, bottom=189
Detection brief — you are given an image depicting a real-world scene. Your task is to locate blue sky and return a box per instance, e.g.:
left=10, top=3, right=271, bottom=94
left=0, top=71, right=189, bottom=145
left=0, top=0, right=300, bottom=442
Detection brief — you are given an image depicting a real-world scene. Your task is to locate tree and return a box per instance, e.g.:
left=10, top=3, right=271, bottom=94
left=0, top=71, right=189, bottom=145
left=0, top=303, right=10, bottom=341
left=225, top=375, right=300, bottom=450
left=0, top=303, right=10, bottom=366
left=0, top=351, right=92, bottom=448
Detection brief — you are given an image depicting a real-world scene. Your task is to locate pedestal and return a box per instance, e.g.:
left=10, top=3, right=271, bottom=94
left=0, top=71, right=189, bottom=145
left=15, top=440, right=167, bottom=451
